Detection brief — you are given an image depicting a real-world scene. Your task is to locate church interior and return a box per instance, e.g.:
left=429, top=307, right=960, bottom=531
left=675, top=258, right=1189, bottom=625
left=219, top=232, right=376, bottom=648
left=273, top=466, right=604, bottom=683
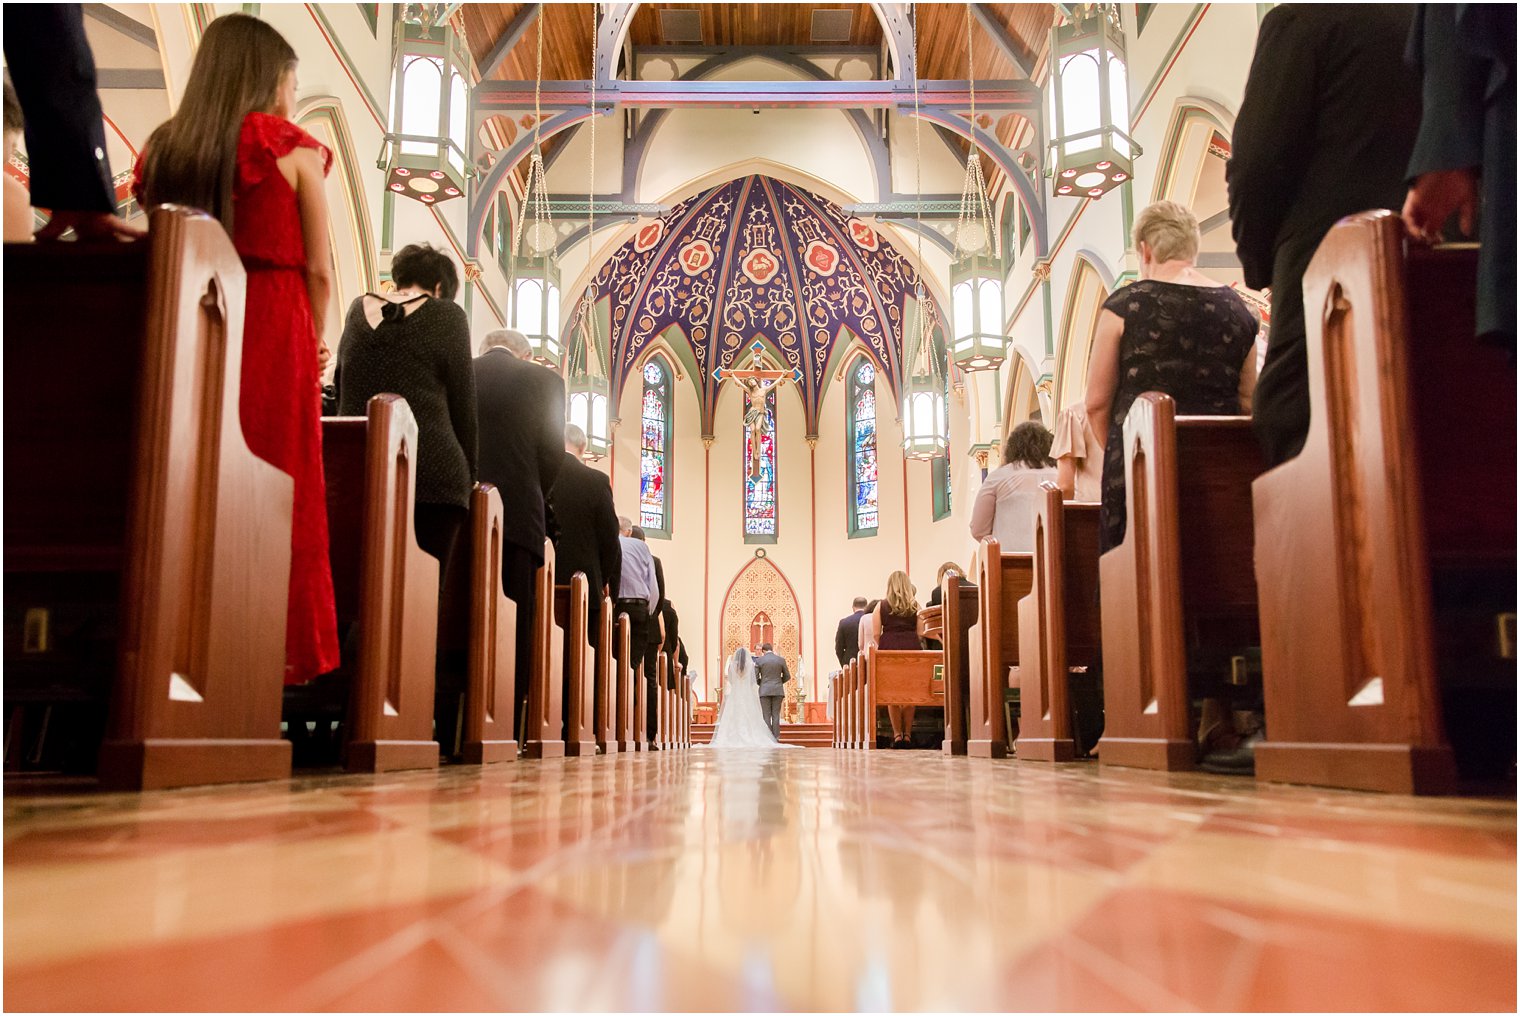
left=2, top=2, right=1515, bottom=1011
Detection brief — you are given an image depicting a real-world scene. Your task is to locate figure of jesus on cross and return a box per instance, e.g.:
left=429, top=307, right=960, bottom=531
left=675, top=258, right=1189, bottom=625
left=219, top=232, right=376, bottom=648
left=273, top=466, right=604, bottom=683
left=715, top=341, right=802, bottom=479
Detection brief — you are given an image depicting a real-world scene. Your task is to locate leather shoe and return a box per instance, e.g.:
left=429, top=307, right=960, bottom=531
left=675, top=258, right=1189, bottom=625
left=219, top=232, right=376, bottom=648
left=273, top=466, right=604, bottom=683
left=1199, top=732, right=1260, bottom=775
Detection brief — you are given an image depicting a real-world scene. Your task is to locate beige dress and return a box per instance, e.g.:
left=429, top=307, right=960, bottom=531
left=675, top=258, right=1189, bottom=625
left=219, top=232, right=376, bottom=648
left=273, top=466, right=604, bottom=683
left=1051, top=405, right=1104, bottom=503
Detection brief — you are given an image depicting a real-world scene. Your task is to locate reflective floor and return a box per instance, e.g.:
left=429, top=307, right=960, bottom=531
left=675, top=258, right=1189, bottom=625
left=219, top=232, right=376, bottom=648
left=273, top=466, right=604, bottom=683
left=4, top=750, right=1515, bottom=1012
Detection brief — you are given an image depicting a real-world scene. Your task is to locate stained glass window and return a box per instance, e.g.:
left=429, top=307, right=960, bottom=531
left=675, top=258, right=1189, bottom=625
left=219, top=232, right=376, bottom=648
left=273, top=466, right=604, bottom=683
left=848, top=359, right=878, bottom=536
left=743, top=388, right=778, bottom=540
left=933, top=453, right=953, bottom=520
left=639, top=360, right=671, bottom=535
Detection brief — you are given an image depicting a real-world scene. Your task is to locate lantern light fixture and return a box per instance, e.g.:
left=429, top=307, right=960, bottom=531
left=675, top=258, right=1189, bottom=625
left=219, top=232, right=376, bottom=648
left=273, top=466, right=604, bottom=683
left=1047, top=3, right=1140, bottom=200
left=378, top=13, right=471, bottom=205
left=950, top=254, right=1008, bottom=372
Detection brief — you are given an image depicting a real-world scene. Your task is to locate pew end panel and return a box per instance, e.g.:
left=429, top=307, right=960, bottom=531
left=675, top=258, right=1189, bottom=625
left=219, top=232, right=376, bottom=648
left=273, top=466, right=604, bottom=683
left=614, top=615, right=635, bottom=752
left=525, top=539, right=566, bottom=759
left=6, top=207, right=296, bottom=790
left=1015, top=486, right=1101, bottom=762
left=554, top=577, right=599, bottom=757
left=1253, top=212, right=1508, bottom=793
left=463, top=484, right=518, bottom=764
left=329, top=396, right=441, bottom=774
left=968, top=539, right=1033, bottom=758
left=595, top=596, right=617, bottom=753
left=938, top=575, right=979, bottom=755
left=1099, top=395, right=1262, bottom=772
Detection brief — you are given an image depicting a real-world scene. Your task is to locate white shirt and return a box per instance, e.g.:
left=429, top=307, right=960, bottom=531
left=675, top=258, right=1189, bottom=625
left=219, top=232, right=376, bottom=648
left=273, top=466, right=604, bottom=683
left=969, top=462, right=1059, bottom=554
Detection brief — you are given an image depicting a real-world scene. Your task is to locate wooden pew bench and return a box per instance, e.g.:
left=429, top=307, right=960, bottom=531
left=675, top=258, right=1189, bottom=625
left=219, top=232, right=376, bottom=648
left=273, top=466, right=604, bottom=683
left=931, top=575, right=978, bottom=755
left=554, top=577, right=598, bottom=757
left=462, top=483, right=517, bottom=763
left=1016, top=485, right=1101, bottom=762
left=1098, top=394, right=1264, bottom=771
left=594, top=595, right=616, bottom=753
left=316, top=395, right=440, bottom=773
left=1253, top=212, right=1516, bottom=793
left=523, top=541, right=566, bottom=758
left=967, top=539, right=1034, bottom=757
left=4, top=207, right=295, bottom=790
left=859, top=646, right=944, bottom=749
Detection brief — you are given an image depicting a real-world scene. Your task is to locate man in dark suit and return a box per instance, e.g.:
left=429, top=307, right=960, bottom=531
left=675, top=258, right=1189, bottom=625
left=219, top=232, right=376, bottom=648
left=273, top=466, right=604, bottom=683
left=835, top=597, right=868, bottom=668
left=633, top=528, right=670, bottom=689
left=755, top=643, right=792, bottom=741
left=2, top=5, right=141, bottom=240
left=1402, top=4, right=1515, bottom=350
left=475, top=327, right=565, bottom=704
left=548, top=424, right=622, bottom=745
left=1228, top=4, right=1421, bottom=468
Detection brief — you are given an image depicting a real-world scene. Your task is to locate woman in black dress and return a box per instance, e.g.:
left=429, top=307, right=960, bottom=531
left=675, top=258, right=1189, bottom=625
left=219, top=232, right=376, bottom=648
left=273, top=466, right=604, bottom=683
left=1084, top=201, right=1261, bottom=771
left=1084, top=201, right=1259, bottom=553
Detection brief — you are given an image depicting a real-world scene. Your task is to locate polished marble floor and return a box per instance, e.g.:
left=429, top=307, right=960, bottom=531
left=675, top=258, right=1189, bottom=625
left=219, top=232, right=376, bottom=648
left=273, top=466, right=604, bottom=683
left=4, top=750, right=1515, bottom=1012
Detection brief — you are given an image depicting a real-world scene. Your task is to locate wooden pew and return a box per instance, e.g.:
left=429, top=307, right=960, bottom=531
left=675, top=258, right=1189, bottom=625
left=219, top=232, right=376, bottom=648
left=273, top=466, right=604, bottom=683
left=614, top=615, right=635, bottom=752
left=553, top=577, right=598, bottom=757
left=863, top=646, right=944, bottom=746
left=321, top=395, right=440, bottom=773
left=1253, top=212, right=1515, bottom=794
left=523, top=540, right=565, bottom=758
left=1098, top=394, right=1264, bottom=771
left=931, top=576, right=978, bottom=755
left=4, top=206, right=293, bottom=790
left=831, top=674, right=841, bottom=747
left=595, top=596, right=617, bottom=753
left=463, top=483, right=517, bottom=764
left=847, top=656, right=863, bottom=749
left=839, top=660, right=855, bottom=749
left=967, top=539, right=1035, bottom=757
left=656, top=653, right=669, bottom=751
left=1016, top=484, right=1101, bottom=761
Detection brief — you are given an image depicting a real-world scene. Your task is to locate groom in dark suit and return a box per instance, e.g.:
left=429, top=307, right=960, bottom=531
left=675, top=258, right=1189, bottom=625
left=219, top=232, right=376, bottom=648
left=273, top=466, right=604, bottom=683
left=754, top=643, right=792, bottom=741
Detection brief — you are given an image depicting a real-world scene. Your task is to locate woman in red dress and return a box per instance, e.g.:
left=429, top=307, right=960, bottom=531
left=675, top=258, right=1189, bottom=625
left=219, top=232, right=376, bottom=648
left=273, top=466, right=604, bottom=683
left=134, top=14, right=339, bottom=684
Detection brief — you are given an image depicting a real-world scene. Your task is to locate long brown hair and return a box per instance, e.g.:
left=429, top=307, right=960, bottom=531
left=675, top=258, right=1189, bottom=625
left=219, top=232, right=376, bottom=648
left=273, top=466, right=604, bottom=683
left=883, top=570, right=918, bottom=617
left=139, top=14, right=296, bottom=229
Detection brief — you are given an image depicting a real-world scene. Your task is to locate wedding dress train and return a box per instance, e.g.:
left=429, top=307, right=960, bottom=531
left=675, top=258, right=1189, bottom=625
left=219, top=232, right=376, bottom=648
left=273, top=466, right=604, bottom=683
left=705, top=647, right=799, bottom=749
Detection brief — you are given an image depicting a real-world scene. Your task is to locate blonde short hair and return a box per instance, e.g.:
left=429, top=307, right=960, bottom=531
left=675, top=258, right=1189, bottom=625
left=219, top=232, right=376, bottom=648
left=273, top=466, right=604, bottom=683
left=1131, top=200, right=1200, bottom=264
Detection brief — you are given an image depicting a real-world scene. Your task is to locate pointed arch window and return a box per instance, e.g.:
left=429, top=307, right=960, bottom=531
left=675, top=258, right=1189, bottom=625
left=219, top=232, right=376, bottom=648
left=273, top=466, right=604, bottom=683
left=743, top=388, right=779, bottom=541
left=847, top=358, right=879, bottom=537
left=639, top=359, right=673, bottom=537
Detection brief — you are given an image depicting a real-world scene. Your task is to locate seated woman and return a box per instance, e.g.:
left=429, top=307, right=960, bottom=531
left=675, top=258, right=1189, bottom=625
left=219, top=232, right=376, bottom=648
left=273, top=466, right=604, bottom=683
left=921, top=560, right=964, bottom=651
left=969, top=422, right=1059, bottom=554
left=870, top=571, right=923, bottom=749
left=1083, top=199, right=1260, bottom=771
left=1051, top=404, right=1103, bottom=502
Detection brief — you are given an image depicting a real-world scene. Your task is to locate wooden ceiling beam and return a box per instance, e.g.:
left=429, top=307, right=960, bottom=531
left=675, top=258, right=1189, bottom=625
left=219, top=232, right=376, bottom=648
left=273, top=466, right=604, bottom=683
left=970, top=5, right=1036, bottom=80
left=479, top=3, right=542, bottom=80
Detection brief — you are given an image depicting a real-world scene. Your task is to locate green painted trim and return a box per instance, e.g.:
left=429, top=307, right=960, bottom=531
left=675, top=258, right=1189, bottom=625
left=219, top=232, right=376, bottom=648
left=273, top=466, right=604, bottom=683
left=1120, top=180, right=1135, bottom=252
left=931, top=454, right=952, bottom=521
left=381, top=192, right=394, bottom=252
left=1131, top=4, right=1207, bottom=123
left=464, top=277, right=473, bottom=317
left=242, top=3, right=261, bottom=16
left=309, top=4, right=385, bottom=123
left=1256, top=3, right=1274, bottom=24
left=1041, top=280, right=1054, bottom=358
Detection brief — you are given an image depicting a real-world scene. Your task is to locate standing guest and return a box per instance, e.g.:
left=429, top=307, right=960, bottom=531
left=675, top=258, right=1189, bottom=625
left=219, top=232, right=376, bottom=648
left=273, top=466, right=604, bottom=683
left=1050, top=404, right=1103, bottom=502
left=1087, top=201, right=1259, bottom=553
left=835, top=596, right=869, bottom=668
left=872, top=572, right=923, bottom=749
left=970, top=422, right=1059, bottom=554
left=636, top=532, right=669, bottom=689
left=1402, top=4, right=1515, bottom=350
left=547, top=424, right=621, bottom=741
left=335, top=244, right=477, bottom=571
left=615, top=515, right=661, bottom=745
left=132, top=13, right=338, bottom=684
left=1227, top=5, right=1420, bottom=467
left=474, top=327, right=565, bottom=703
left=4, top=5, right=142, bottom=241
left=3, top=75, right=32, bottom=242
left=660, top=600, right=683, bottom=678
left=922, top=562, right=965, bottom=652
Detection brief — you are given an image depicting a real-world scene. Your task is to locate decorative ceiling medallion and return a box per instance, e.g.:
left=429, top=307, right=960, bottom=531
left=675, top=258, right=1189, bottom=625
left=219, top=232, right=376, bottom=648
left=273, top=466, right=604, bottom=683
left=847, top=219, right=879, bottom=251
left=803, top=240, right=840, bottom=276
left=741, top=248, right=781, bottom=286
left=678, top=238, right=716, bottom=276
left=634, top=220, right=664, bottom=253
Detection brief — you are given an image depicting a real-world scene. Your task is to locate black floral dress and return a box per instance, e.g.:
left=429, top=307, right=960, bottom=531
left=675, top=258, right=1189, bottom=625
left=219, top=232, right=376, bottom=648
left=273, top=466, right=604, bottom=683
left=1099, top=280, right=1258, bottom=552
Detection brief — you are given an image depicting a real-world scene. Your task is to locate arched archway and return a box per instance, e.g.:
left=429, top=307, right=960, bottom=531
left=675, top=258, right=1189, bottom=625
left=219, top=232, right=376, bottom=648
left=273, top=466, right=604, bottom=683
left=296, top=97, right=379, bottom=352
left=1053, top=257, right=1110, bottom=411
left=718, top=554, right=802, bottom=701
left=1153, top=99, right=1240, bottom=285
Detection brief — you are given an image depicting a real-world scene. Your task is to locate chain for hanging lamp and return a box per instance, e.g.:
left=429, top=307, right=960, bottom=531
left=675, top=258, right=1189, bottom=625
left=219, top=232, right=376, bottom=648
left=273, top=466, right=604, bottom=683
left=512, top=10, right=556, bottom=262
left=954, top=2, right=996, bottom=262
left=908, top=4, right=941, bottom=391
left=577, top=2, right=603, bottom=379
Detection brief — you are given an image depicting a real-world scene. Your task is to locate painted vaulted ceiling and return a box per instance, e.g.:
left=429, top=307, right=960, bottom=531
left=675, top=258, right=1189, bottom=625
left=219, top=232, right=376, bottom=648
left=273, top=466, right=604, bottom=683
left=590, top=175, right=942, bottom=438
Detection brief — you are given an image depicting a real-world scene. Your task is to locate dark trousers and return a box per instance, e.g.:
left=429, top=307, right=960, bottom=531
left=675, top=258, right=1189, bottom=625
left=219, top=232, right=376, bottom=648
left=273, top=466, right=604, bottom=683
left=613, top=600, right=655, bottom=740
left=761, top=695, right=784, bottom=740
left=1252, top=246, right=1311, bottom=469
left=416, top=502, right=468, bottom=754
left=501, top=542, right=540, bottom=743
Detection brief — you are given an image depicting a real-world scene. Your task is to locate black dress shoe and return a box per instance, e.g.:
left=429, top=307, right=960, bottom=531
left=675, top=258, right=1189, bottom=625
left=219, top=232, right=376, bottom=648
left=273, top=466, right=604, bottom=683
left=1199, top=732, right=1260, bottom=775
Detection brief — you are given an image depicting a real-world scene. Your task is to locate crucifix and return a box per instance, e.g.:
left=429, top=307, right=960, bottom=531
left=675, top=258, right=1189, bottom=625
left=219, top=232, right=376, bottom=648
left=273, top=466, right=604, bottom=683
left=714, top=341, right=802, bottom=479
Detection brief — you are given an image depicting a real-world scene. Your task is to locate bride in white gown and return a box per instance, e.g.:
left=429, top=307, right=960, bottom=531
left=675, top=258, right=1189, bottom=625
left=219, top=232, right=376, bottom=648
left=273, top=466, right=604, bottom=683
left=706, top=646, right=799, bottom=749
